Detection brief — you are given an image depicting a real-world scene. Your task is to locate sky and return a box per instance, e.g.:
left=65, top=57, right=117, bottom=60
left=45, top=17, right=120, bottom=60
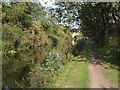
left=39, top=0, right=56, bottom=8
left=39, top=0, right=79, bottom=29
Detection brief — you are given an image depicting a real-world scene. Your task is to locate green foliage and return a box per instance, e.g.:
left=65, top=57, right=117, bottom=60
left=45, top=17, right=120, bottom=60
left=29, top=51, right=66, bottom=87
left=80, top=3, right=120, bottom=44
left=72, top=39, right=86, bottom=56
left=55, top=2, right=119, bottom=66
left=2, top=2, right=73, bottom=88
left=2, top=24, right=22, bottom=56
left=92, top=41, right=119, bottom=66
left=55, top=41, right=89, bottom=88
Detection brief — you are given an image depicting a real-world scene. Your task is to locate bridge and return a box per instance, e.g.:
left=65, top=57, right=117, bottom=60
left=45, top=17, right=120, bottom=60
left=71, top=32, right=80, bottom=45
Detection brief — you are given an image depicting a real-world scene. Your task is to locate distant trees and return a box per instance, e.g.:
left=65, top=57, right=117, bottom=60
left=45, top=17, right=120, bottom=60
left=55, top=2, right=120, bottom=65
left=80, top=3, right=120, bottom=45
left=80, top=2, right=120, bottom=65
left=55, top=2, right=120, bottom=48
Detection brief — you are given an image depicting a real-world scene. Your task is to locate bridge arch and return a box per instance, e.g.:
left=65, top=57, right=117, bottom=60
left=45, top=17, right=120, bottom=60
left=71, top=32, right=80, bottom=45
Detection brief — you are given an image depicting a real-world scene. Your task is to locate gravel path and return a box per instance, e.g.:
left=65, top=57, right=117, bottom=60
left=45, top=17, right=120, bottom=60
left=88, top=44, right=115, bottom=89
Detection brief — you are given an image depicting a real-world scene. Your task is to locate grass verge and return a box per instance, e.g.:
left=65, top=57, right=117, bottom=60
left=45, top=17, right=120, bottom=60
left=103, top=64, right=118, bottom=88
left=54, top=41, right=89, bottom=88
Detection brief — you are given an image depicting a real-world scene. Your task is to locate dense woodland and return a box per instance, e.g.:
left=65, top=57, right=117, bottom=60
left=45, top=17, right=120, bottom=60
left=2, top=1, right=120, bottom=88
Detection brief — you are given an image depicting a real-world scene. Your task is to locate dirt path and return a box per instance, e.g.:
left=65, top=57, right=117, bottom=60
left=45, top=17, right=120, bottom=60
left=88, top=45, right=115, bottom=88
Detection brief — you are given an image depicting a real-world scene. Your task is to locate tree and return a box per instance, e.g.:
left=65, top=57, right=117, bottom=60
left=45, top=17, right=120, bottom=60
left=2, top=2, right=73, bottom=88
